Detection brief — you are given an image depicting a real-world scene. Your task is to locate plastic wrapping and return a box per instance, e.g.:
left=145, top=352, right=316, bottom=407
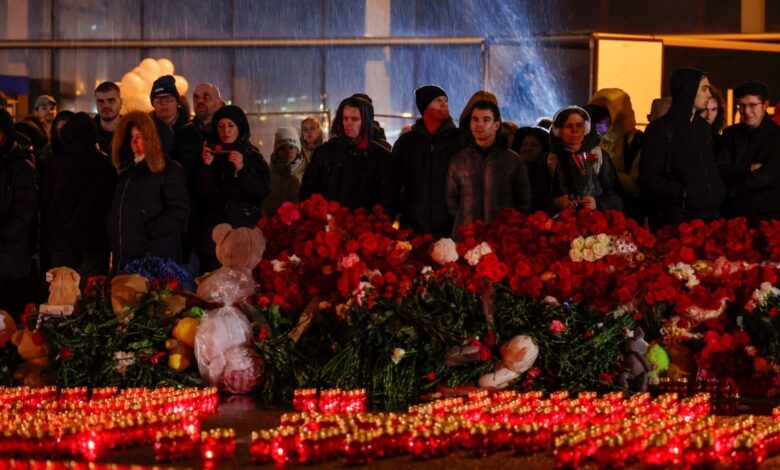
left=194, top=267, right=264, bottom=394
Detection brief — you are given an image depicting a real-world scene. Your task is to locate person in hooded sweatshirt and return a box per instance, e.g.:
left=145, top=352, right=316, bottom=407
left=41, top=112, right=117, bottom=281
left=587, top=88, right=644, bottom=220
left=639, top=68, right=725, bottom=229
left=263, top=127, right=308, bottom=217
left=0, top=108, right=38, bottom=315
left=532, top=106, right=623, bottom=214
left=193, top=105, right=269, bottom=273
left=300, top=96, right=397, bottom=216
left=108, top=111, right=189, bottom=273
left=446, top=100, right=531, bottom=239
left=393, top=85, right=466, bottom=238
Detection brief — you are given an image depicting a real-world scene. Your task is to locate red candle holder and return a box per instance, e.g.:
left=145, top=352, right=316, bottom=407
left=199, top=428, right=236, bottom=462
left=293, top=389, right=319, bottom=412
left=154, top=429, right=194, bottom=462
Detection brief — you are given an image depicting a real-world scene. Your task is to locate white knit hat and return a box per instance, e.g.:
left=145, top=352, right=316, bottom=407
left=274, top=127, right=301, bottom=152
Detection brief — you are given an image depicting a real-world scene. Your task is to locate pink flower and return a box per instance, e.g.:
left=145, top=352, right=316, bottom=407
left=278, top=201, right=302, bottom=226
left=549, top=319, right=566, bottom=335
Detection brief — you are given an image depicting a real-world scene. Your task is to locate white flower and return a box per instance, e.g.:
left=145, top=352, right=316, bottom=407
left=339, top=253, right=361, bottom=270
left=593, top=241, right=610, bottom=258
left=289, top=254, right=302, bottom=264
left=686, top=298, right=728, bottom=323
left=114, top=351, right=136, bottom=375
left=391, top=348, right=406, bottom=364
left=464, top=242, right=492, bottom=266
left=571, top=236, right=586, bottom=251
left=582, top=248, right=596, bottom=262
left=669, top=262, right=700, bottom=289
left=421, top=266, right=433, bottom=276
left=751, top=282, right=780, bottom=307
left=543, top=296, right=559, bottom=305
left=430, top=238, right=459, bottom=265
left=596, top=233, right=611, bottom=246
left=271, top=259, right=286, bottom=272
left=569, top=249, right=583, bottom=263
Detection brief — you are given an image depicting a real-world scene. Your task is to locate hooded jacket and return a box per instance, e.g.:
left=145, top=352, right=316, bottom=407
left=639, top=68, right=726, bottom=227
left=588, top=88, right=643, bottom=198
left=393, top=117, right=466, bottom=237
left=716, top=114, right=780, bottom=222
left=192, top=105, right=270, bottom=261
left=41, top=113, right=117, bottom=255
left=531, top=111, right=623, bottom=214
left=446, top=133, right=531, bottom=239
left=0, top=109, right=38, bottom=280
left=300, top=135, right=397, bottom=216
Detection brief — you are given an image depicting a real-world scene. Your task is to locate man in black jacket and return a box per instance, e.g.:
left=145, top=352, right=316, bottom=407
left=639, top=68, right=725, bottom=228
left=150, top=75, right=202, bottom=174
left=93, top=81, right=122, bottom=157
left=393, top=85, right=465, bottom=238
left=300, top=96, right=397, bottom=215
left=0, top=109, right=38, bottom=315
left=716, top=80, right=780, bottom=223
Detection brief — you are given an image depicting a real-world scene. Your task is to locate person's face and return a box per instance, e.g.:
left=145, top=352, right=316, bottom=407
left=424, top=95, right=449, bottom=121
left=693, top=77, right=712, bottom=112
left=217, top=118, right=239, bottom=144
left=278, top=143, right=298, bottom=163
left=519, top=135, right=544, bottom=161
left=152, top=94, right=178, bottom=122
left=470, top=108, right=500, bottom=144
left=699, top=97, right=718, bottom=125
left=737, top=94, right=768, bottom=129
left=36, top=103, right=56, bottom=124
left=301, top=120, right=320, bottom=146
left=559, top=113, right=587, bottom=150
left=193, top=85, right=220, bottom=121
left=95, top=90, right=122, bottom=121
left=130, top=126, right=145, bottom=155
left=342, top=105, right=362, bottom=140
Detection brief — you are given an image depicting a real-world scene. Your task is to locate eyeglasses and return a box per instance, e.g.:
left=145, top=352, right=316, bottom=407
left=153, top=95, right=177, bottom=105
left=737, top=102, right=763, bottom=111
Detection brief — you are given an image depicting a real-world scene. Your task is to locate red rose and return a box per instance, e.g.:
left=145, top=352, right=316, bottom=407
left=59, top=347, right=73, bottom=360
left=278, top=201, right=302, bottom=225
left=426, top=371, right=437, bottom=382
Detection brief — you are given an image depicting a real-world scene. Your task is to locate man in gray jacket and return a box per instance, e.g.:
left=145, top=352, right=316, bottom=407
left=446, top=100, right=532, bottom=239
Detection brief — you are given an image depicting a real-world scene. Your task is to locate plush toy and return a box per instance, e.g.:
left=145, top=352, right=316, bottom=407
left=0, top=311, right=17, bottom=348
left=166, top=317, right=200, bottom=372
left=110, top=274, right=150, bottom=315
left=646, top=343, right=670, bottom=385
left=617, top=327, right=651, bottom=391
left=39, top=267, right=81, bottom=316
left=11, top=329, right=51, bottom=387
left=478, top=335, right=539, bottom=390
left=194, top=224, right=266, bottom=394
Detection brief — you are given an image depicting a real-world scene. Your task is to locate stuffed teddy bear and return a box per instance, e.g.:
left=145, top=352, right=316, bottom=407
left=617, top=327, right=652, bottom=391
left=194, top=223, right=266, bottom=393
left=110, top=274, right=150, bottom=315
left=166, top=317, right=200, bottom=372
left=39, top=267, right=81, bottom=316
left=0, top=311, right=17, bottom=348
left=479, top=334, right=539, bottom=390
left=11, top=329, right=51, bottom=387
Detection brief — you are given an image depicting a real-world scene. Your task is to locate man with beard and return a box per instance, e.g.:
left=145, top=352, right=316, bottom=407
left=93, top=81, right=123, bottom=156
left=716, top=80, right=780, bottom=222
left=192, top=82, right=224, bottom=141
left=33, top=95, right=57, bottom=134
left=393, top=85, right=465, bottom=237
left=639, top=68, right=725, bottom=228
left=0, top=108, right=38, bottom=315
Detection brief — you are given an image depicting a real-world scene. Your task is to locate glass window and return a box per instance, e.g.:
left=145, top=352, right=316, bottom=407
left=233, top=0, right=323, bottom=38
left=142, top=0, right=230, bottom=40
left=55, top=0, right=141, bottom=39
left=55, top=49, right=141, bottom=113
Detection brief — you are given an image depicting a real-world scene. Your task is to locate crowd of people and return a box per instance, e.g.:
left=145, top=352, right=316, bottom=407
left=0, top=66, right=778, bottom=315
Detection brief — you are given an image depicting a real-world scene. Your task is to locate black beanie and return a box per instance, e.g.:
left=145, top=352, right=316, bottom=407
left=150, top=75, right=180, bottom=101
left=415, top=85, right=447, bottom=115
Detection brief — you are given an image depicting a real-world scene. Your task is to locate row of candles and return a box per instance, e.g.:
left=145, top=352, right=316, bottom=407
left=239, top=388, right=780, bottom=468
left=0, top=386, right=218, bottom=462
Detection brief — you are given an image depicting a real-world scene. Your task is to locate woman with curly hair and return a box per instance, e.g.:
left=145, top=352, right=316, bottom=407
left=108, top=111, right=189, bottom=273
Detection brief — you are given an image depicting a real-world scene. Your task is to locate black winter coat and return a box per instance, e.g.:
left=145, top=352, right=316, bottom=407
left=0, top=140, right=37, bottom=280
left=108, top=159, right=189, bottom=270
left=639, top=69, right=725, bottom=228
left=300, top=136, right=397, bottom=215
left=192, top=143, right=270, bottom=254
left=393, top=118, right=466, bottom=238
left=93, top=114, right=115, bottom=158
left=42, top=114, right=117, bottom=255
left=716, top=115, right=780, bottom=222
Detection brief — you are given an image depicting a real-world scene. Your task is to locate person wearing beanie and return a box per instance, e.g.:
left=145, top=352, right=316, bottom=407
left=150, top=75, right=201, bottom=174
left=192, top=105, right=269, bottom=273
left=447, top=100, right=532, bottom=240
left=0, top=108, right=39, bottom=316
left=263, top=127, right=308, bottom=217
left=639, top=68, right=725, bottom=228
left=715, top=80, right=780, bottom=223
left=33, top=94, right=57, bottom=132
left=300, top=95, right=397, bottom=215
left=392, top=84, right=465, bottom=237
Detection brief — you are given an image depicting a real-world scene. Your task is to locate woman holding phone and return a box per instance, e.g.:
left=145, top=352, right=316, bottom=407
left=193, top=105, right=270, bottom=273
